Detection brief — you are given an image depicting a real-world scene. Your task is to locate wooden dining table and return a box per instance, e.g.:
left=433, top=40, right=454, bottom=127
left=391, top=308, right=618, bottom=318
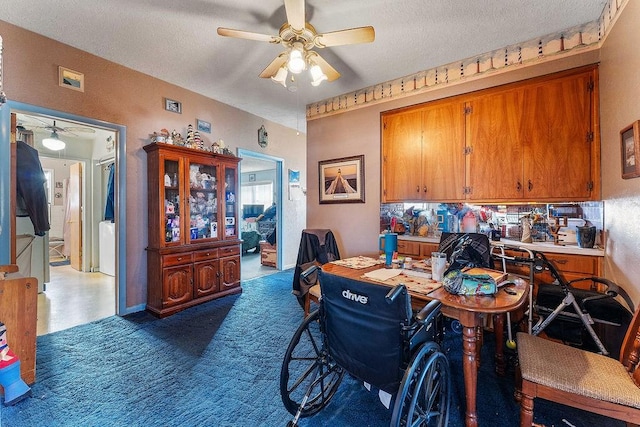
left=321, top=260, right=529, bottom=427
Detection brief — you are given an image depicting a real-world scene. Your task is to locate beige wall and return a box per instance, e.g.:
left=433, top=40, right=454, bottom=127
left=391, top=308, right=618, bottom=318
left=307, top=51, right=600, bottom=257
left=599, top=1, right=640, bottom=303
left=0, top=20, right=307, bottom=311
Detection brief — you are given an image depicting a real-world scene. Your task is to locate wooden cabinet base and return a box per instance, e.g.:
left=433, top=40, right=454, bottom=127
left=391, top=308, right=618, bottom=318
left=0, top=275, right=37, bottom=385
left=146, top=285, right=242, bottom=318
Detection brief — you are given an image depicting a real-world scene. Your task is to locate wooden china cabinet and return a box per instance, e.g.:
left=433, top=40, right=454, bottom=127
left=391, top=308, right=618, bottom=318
left=144, top=142, right=241, bottom=318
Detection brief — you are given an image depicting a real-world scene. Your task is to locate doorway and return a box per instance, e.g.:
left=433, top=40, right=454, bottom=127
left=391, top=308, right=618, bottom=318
left=237, top=149, right=284, bottom=279
left=6, top=103, right=127, bottom=334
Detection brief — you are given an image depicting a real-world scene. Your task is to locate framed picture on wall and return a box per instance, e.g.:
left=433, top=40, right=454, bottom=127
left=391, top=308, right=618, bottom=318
left=58, top=66, right=84, bottom=92
left=621, top=120, right=640, bottom=179
left=164, top=98, right=182, bottom=114
left=318, top=155, right=365, bottom=204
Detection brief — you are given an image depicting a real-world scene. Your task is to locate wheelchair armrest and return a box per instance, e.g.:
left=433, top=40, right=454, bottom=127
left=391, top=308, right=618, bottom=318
left=414, top=300, right=442, bottom=324
left=385, top=284, right=407, bottom=304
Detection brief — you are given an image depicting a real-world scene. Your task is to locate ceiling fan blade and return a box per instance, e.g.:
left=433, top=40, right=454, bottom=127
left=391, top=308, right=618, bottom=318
left=64, top=127, right=96, bottom=134
left=314, top=26, right=375, bottom=48
left=309, top=52, right=340, bottom=82
left=259, top=53, right=288, bottom=78
left=284, top=0, right=305, bottom=31
left=217, top=27, right=279, bottom=43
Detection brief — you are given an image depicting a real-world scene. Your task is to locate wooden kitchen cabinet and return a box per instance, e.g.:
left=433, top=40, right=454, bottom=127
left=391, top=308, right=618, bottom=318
left=144, top=142, right=242, bottom=318
left=382, top=65, right=600, bottom=203
left=466, top=66, right=598, bottom=201
left=382, top=98, right=465, bottom=202
left=500, top=248, right=603, bottom=296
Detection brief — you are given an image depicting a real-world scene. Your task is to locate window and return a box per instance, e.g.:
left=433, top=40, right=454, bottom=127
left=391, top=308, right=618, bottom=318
left=241, top=182, right=273, bottom=208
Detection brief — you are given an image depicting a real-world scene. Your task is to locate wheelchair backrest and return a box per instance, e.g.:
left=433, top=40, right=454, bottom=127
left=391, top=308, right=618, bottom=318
left=318, top=270, right=412, bottom=394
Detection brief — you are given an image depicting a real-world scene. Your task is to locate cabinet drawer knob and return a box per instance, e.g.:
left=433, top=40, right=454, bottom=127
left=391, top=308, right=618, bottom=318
left=177, top=257, right=182, bottom=261
left=423, top=186, right=427, bottom=193
left=416, top=185, right=420, bottom=193
left=516, top=181, right=522, bottom=191
left=528, top=180, right=533, bottom=192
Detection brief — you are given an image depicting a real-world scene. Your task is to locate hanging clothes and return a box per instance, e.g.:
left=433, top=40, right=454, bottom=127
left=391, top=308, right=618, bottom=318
left=104, top=163, right=115, bottom=222
left=15, top=141, right=50, bottom=236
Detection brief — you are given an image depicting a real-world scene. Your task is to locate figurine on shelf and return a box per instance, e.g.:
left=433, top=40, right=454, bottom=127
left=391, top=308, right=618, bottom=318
left=212, top=139, right=221, bottom=154
left=194, top=130, right=203, bottom=150
left=186, top=124, right=195, bottom=148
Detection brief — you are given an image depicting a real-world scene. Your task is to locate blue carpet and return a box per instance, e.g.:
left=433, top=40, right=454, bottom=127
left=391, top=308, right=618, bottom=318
left=49, top=259, right=70, bottom=267
left=0, top=269, right=625, bottom=426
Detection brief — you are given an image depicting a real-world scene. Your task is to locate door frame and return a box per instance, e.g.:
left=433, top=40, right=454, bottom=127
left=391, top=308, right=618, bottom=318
left=0, top=101, right=128, bottom=315
left=237, top=148, right=284, bottom=269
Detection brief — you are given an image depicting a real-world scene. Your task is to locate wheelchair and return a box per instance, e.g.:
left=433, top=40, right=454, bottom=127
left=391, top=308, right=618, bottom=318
left=280, top=268, right=451, bottom=427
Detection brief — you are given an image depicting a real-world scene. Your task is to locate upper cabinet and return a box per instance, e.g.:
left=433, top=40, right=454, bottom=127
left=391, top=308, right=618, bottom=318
left=381, top=65, right=600, bottom=203
left=382, top=99, right=465, bottom=202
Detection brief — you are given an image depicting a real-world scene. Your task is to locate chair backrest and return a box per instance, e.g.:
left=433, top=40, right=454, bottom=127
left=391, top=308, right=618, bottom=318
left=292, top=230, right=341, bottom=302
left=619, top=305, right=640, bottom=381
left=438, top=232, right=494, bottom=269
left=318, top=270, right=412, bottom=394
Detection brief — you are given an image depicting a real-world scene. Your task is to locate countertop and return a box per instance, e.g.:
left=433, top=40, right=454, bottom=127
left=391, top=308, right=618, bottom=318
left=395, top=234, right=604, bottom=257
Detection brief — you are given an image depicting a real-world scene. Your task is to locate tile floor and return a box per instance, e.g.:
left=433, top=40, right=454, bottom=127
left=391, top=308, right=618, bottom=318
left=38, top=249, right=278, bottom=336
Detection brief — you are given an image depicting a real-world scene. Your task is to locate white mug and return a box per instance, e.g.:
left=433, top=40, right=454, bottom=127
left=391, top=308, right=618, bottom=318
left=431, top=252, right=447, bottom=282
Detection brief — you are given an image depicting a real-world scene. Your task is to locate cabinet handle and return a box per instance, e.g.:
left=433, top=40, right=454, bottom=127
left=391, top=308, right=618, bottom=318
left=416, top=185, right=420, bottom=193
left=516, top=181, right=522, bottom=192
left=528, top=180, right=533, bottom=192
left=177, top=257, right=182, bottom=261
left=555, top=259, right=568, bottom=264
left=423, top=186, right=427, bottom=193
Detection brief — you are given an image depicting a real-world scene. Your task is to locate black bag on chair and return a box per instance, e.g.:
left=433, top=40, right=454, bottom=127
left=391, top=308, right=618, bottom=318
left=441, top=233, right=493, bottom=275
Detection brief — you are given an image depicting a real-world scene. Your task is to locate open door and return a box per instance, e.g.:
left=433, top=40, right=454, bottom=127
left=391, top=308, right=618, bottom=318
left=69, top=162, right=83, bottom=271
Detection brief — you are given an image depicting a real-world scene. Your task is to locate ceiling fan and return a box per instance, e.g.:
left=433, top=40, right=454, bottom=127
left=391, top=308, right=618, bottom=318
left=19, top=114, right=96, bottom=136
left=217, top=0, right=375, bottom=87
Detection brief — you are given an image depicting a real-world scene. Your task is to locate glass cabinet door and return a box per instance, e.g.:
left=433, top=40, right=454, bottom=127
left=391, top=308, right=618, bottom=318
left=187, top=161, right=218, bottom=242
left=223, top=165, right=237, bottom=239
left=163, top=158, right=181, bottom=244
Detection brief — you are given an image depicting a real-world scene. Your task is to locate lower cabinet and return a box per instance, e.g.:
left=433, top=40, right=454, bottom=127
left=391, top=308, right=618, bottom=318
left=147, top=244, right=241, bottom=317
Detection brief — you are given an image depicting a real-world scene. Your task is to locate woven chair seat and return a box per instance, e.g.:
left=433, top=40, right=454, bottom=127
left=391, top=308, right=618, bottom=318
left=518, top=332, right=640, bottom=408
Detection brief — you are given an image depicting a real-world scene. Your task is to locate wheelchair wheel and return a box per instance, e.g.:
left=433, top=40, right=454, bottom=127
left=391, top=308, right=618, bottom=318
left=391, top=342, right=451, bottom=427
left=280, top=310, right=345, bottom=417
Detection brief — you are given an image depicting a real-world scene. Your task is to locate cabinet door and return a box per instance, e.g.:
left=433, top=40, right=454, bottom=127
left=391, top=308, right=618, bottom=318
left=220, top=255, right=240, bottom=291
left=421, top=101, right=466, bottom=201
left=186, top=159, right=218, bottom=242
left=466, top=88, right=525, bottom=200
left=160, top=154, right=184, bottom=246
left=222, top=164, right=238, bottom=240
left=382, top=110, right=423, bottom=201
left=162, top=265, right=193, bottom=308
left=522, top=71, right=594, bottom=200
left=194, top=260, right=219, bottom=297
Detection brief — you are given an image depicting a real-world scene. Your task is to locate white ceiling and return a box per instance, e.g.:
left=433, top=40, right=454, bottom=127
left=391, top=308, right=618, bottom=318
left=0, top=1, right=607, bottom=133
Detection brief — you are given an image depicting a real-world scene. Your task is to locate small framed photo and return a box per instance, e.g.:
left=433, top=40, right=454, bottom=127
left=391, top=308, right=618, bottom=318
left=318, top=155, right=365, bottom=204
left=197, top=119, right=211, bottom=133
left=164, top=98, right=182, bottom=114
left=621, top=120, right=640, bottom=179
left=58, top=66, right=84, bottom=92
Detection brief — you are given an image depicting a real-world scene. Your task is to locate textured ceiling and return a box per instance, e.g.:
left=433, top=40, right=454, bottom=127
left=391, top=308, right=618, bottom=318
left=0, top=0, right=607, bottom=132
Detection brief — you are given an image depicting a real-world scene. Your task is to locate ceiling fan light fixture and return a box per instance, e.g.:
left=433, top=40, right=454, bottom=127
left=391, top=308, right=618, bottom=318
left=271, top=66, right=288, bottom=87
left=310, top=64, right=328, bottom=86
left=42, top=130, right=66, bottom=151
left=287, top=44, right=306, bottom=74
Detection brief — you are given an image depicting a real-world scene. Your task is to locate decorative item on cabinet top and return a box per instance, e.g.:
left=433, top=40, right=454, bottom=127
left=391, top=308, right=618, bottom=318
left=148, top=126, right=236, bottom=156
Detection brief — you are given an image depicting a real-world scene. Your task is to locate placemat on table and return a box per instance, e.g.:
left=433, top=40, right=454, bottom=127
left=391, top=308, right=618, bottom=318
left=331, top=256, right=384, bottom=269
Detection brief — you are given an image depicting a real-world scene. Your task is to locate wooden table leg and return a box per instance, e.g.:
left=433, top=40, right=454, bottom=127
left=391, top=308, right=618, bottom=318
left=494, top=313, right=505, bottom=376
left=460, top=311, right=480, bottom=427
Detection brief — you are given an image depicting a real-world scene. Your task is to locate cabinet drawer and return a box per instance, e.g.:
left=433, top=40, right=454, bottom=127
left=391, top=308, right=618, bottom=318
left=162, top=253, right=193, bottom=267
left=420, top=243, right=440, bottom=258
left=219, top=245, right=240, bottom=257
left=397, top=240, right=421, bottom=257
left=543, top=253, right=598, bottom=275
left=194, top=248, right=218, bottom=262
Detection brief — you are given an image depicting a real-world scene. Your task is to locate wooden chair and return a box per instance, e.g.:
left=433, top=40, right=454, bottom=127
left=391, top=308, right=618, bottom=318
left=516, top=303, right=640, bottom=426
